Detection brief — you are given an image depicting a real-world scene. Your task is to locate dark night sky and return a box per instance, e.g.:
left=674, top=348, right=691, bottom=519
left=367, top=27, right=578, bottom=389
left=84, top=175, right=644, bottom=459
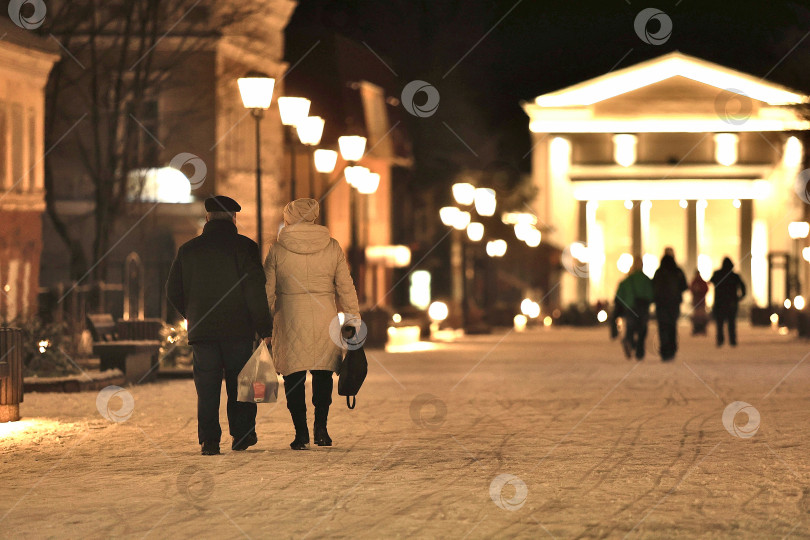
left=287, top=0, right=810, bottom=184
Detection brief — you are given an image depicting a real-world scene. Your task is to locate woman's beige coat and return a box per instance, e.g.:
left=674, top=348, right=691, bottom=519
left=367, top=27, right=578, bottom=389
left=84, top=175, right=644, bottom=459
left=264, top=223, right=361, bottom=376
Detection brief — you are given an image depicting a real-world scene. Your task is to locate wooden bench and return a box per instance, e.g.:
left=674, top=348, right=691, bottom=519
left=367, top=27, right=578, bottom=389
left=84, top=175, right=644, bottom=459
left=87, top=314, right=161, bottom=383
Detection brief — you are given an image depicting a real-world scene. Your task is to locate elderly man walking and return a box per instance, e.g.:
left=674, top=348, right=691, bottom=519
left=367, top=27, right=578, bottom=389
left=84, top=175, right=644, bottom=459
left=166, top=196, right=273, bottom=455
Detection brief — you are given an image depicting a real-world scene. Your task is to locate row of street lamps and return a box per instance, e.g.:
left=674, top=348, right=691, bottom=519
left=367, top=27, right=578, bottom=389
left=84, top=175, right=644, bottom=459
left=236, top=72, right=380, bottom=256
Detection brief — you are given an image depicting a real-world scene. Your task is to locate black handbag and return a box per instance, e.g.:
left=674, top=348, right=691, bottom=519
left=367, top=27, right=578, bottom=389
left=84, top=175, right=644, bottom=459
left=337, top=326, right=368, bottom=409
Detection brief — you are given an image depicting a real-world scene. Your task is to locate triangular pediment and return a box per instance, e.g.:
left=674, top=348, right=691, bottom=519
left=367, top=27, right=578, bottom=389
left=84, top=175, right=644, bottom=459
left=533, top=52, right=806, bottom=108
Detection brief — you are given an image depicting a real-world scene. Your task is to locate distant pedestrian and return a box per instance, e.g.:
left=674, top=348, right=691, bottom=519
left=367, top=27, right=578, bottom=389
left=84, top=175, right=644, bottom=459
left=689, top=271, right=709, bottom=335
left=611, top=260, right=654, bottom=360
left=166, top=196, right=273, bottom=456
left=710, top=257, right=747, bottom=347
left=652, top=249, right=687, bottom=361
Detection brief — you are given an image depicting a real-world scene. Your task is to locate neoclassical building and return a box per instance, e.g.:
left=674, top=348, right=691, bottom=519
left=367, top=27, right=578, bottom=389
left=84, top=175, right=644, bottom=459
left=523, top=52, right=809, bottom=309
left=0, top=20, right=59, bottom=322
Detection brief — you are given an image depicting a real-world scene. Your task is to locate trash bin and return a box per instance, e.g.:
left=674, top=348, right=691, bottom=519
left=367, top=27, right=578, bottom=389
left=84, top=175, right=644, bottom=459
left=0, top=327, right=23, bottom=422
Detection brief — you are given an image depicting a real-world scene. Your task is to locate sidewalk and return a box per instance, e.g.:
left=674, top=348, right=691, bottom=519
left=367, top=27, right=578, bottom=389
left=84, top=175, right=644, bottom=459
left=1, top=323, right=808, bottom=538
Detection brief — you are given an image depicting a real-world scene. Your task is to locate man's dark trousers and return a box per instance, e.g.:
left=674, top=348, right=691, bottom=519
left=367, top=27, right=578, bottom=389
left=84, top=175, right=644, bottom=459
left=191, top=339, right=256, bottom=445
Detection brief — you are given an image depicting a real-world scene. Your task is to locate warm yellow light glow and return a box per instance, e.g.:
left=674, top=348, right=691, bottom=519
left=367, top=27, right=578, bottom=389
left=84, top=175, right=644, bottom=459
left=466, top=222, right=484, bottom=242
left=613, top=134, right=637, bottom=167
left=365, top=245, right=411, bottom=267
left=237, top=73, right=275, bottom=109
left=525, top=228, right=542, bottom=247
left=344, top=166, right=369, bottom=187
left=643, top=253, right=659, bottom=278
left=624, top=200, right=634, bottom=210
left=597, top=309, right=608, bottom=323
left=714, top=133, right=739, bottom=166
left=733, top=198, right=741, bottom=208
left=550, top=137, right=571, bottom=176
left=409, top=270, right=431, bottom=310
left=520, top=299, right=541, bottom=318
left=502, top=212, right=537, bottom=225
left=277, top=96, right=310, bottom=127
left=439, top=206, right=460, bottom=226
left=770, top=313, right=779, bottom=324
left=392, top=313, right=402, bottom=323
left=513, top=314, right=528, bottom=332
left=452, top=211, right=471, bottom=231
left=314, top=149, right=338, bottom=173
left=296, top=116, right=325, bottom=146
left=543, top=316, right=553, bottom=327
left=698, top=254, right=713, bottom=281
left=788, top=221, right=810, bottom=240
left=428, top=301, right=449, bottom=322
left=338, top=135, right=367, bottom=162
left=570, top=242, right=589, bottom=263
left=473, top=188, right=497, bottom=216
left=486, top=239, right=507, bottom=257
left=356, top=171, right=380, bottom=194
left=794, top=296, right=806, bottom=310
left=571, top=180, right=773, bottom=201
left=803, top=247, right=810, bottom=262
left=514, top=222, right=533, bottom=241
left=679, top=199, right=688, bottom=209
left=785, top=298, right=792, bottom=309
left=784, top=136, right=803, bottom=168
left=452, top=183, right=476, bottom=205
left=617, top=253, right=634, bottom=274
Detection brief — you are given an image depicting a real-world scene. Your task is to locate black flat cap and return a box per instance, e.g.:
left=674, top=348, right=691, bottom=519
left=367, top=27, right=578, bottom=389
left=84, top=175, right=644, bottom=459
left=205, top=195, right=241, bottom=213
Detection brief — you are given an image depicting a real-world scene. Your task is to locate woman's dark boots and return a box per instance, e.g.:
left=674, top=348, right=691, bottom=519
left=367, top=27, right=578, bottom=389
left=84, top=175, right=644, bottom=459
left=313, top=407, right=332, bottom=446
left=290, top=410, right=309, bottom=450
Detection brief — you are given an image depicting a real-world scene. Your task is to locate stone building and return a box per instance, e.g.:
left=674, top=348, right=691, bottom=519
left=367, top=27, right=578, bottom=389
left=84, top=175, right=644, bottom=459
left=0, top=19, right=59, bottom=322
left=523, top=52, right=810, bottom=309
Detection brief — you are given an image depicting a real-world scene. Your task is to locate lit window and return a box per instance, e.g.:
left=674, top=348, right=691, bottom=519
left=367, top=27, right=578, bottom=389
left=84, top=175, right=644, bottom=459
left=612, top=134, right=637, bottom=167
left=714, top=133, right=738, bottom=166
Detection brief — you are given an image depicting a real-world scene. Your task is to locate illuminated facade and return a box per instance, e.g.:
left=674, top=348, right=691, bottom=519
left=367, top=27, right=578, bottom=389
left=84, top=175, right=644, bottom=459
left=523, top=52, right=809, bottom=308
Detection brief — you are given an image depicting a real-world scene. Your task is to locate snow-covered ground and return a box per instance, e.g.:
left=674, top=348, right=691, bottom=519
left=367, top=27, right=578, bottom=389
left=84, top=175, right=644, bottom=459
left=2, top=322, right=809, bottom=539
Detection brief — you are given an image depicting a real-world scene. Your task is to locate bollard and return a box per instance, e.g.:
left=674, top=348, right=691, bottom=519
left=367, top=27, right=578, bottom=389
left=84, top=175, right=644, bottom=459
left=0, top=328, right=24, bottom=422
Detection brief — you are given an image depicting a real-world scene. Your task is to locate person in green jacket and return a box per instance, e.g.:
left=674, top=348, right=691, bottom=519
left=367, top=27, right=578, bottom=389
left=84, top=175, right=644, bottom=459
left=611, top=259, right=654, bottom=360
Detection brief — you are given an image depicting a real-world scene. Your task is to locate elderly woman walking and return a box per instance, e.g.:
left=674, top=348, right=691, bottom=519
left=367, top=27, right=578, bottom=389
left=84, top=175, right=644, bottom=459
left=264, top=198, right=361, bottom=450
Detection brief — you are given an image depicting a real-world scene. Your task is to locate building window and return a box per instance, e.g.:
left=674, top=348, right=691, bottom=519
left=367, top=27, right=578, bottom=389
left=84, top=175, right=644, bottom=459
left=714, top=133, right=738, bottom=166
left=126, top=98, right=161, bottom=168
left=612, top=134, right=637, bottom=167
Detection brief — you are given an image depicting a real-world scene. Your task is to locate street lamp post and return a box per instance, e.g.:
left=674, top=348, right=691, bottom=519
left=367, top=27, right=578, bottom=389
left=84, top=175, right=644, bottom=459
left=237, top=71, right=275, bottom=255
left=296, top=115, right=325, bottom=198
left=313, top=148, right=338, bottom=224
left=338, top=135, right=368, bottom=299
left=278, top=96, right=311, bottom=201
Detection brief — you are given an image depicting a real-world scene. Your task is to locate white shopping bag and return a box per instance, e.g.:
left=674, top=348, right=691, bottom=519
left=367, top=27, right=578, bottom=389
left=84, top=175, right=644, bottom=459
left=237, top=342, right=279, bottom=403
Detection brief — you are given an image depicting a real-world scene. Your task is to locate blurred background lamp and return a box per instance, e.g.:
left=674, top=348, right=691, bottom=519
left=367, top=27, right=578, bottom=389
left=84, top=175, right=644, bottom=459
left=788, top=221, right=810, bottom=239
left=486, top=239, right=507, bottom=257
left=356, top=171, right=380, bottom=194
left=803, top=246, right=810, bottom=262
left=296, top=116, right=325, bottom=146
left=344, top=166, right=369, bottom=187
left=338, top=135, right=367, bottom=162
left=237, top=72, right=275, bottom=109
left=714, top=133, right=739, bottom=166
left=452, top=182, right=476, bottom=205
left=524, top=228, right=542, bottom=247
left=513, top=314, right=528, bottom=332
left=428, top=301, right=449, bottom=322
left=451, top=211, right=471, bottom=230
left=473, top=188, right=496, bottom=216
left=794, top=295, right=806, bottom=310
left=439, top=206, right=460, bottom=226
left=514, top=222, right=533, bottom=241
left=277, top=96, right=310, bottom=126
left=597, top=310, right=608, bottom=322
left=785, top=298, right=792, bottom=309
left=617, top=253, right=634, bottom=274
left=313, top=149, right=338, bottom=173
left=613, top=134, right=637, bottom=167
left=466, top=222, right=484, bottom=241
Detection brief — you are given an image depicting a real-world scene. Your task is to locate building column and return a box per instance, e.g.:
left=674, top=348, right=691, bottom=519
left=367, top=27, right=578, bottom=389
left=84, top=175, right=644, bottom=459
left=631, top=200, right=642, bottom=262
left=739, top=199, right=753, bottom=300
left=686, top=200, right=698, bottom=279
left=578, top=200, right=588, bottom=303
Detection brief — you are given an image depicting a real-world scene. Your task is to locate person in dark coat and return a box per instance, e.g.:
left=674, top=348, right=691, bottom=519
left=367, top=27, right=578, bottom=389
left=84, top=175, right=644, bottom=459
left=710, top=257, right=747, bottom=347
left=652, top=249, right=687, bottom=361
left=611, top=259, right=654, bottom=360
left=689, top=271, right=709, bottom=335
left=166, top=196, right=273, bottom=456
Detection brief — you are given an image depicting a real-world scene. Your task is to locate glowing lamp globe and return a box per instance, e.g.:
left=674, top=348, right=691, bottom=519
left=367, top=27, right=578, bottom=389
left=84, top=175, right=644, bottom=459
left=356, top=172, right=380, bottom=195
left=452, top=211, right=471, bottom=231
left=344, top=166, right=369, bottom=187
left=466, top=222, right=484, bottom=242
left=338, top=135, right=367, bottom=162
left=277, top=96, right=310, bottom=127
left=296, top=116, right=325, bottom=146
left=474, top=188, right=496, bottom=216
left=440, top=207, right=460, bottom=227
left=452, top=183, right=475, bottom=205
left=313, top=149, right=338, bottom=173
left=237, top=72, right=275, bottom=109
left=428, top=301, right=449, bottom=322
